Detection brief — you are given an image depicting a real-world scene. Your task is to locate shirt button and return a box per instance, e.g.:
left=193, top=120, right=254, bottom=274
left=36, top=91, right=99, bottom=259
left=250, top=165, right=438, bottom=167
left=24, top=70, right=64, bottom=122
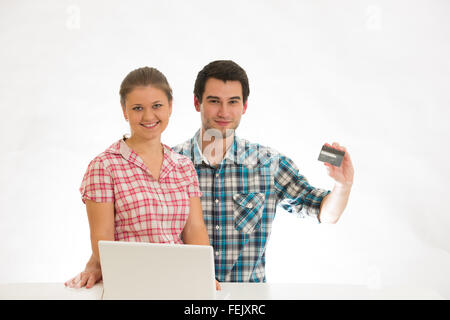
left=215, top=251, right=220, bottom=256
left=215, top=199, right=219, bottom=203
left=246, top=203, right=253, bottom=209
left=215, top=173, right=219, bottom=178
left=216, top=225, right=220, bottom=230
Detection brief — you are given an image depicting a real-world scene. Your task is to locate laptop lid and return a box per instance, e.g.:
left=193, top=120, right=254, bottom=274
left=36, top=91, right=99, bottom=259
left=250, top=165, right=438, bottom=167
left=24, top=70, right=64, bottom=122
left=98, top=240, right=216, bottom=300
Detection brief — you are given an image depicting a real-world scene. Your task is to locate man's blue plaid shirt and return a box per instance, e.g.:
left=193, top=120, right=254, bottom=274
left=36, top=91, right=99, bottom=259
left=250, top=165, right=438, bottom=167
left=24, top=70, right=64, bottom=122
left=173, top=130, right=330, bottom=282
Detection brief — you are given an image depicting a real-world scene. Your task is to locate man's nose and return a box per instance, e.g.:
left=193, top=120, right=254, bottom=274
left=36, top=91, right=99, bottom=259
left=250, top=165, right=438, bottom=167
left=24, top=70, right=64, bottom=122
left=217, top=104, right=230, bottom=117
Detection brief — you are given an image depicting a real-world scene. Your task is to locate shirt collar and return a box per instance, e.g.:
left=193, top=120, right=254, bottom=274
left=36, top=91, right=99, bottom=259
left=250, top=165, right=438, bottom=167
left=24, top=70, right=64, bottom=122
left=192, top=129, right=239, bottom=166
left=105, top=138, right=176, bottom=180
left=190, top=129, right=274, bottom=168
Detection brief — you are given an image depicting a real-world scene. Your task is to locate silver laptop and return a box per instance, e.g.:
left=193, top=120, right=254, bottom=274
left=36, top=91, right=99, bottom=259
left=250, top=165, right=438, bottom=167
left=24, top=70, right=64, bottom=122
left=98, top=240, right=217, bottom=300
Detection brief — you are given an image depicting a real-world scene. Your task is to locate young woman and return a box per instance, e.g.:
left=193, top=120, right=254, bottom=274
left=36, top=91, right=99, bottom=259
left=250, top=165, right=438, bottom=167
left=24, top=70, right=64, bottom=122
left=65, top=67, right=219, bottom=290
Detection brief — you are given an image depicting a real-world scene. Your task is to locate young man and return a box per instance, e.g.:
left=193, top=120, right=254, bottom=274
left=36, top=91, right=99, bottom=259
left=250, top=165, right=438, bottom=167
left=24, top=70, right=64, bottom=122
left=66, top=60, right=354, bottom=288
left=172, top=60, right=354, bottom=282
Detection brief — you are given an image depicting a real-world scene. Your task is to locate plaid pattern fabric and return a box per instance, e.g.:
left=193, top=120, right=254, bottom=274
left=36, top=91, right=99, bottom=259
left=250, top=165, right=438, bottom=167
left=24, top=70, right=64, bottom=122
left=80, top=139, right=202, bottom=244
left=173, top=130, right=330, bottom=282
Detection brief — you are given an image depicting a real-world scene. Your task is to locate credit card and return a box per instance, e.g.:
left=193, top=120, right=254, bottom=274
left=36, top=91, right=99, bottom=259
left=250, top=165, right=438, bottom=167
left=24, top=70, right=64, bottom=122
left=318, top=145, right=345, bottom=167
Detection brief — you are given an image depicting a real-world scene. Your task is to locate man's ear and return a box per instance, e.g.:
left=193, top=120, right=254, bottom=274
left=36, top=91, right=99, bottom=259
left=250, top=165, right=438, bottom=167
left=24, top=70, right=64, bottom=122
left=242, top=101, right=248, bottom=114
left=194, top=96, right=201, bottom=112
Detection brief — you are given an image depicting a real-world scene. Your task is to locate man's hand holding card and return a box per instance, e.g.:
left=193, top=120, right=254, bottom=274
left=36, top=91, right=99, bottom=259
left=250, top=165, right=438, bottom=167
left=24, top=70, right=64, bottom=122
left=319, top=142, right=354, bottom=188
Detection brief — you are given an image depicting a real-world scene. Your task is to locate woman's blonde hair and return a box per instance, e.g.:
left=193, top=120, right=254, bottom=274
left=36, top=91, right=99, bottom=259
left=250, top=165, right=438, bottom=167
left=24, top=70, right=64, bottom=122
left=119, top=67, right=173, bottom=107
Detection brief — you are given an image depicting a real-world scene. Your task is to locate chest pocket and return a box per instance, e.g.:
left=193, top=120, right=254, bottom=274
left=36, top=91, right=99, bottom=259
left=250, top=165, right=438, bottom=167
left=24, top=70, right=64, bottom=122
left=233, top=192, right=265, bottom=234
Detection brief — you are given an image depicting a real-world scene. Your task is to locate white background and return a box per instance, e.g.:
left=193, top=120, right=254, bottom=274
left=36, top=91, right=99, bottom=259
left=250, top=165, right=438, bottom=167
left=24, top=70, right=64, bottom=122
left=1, top=0, right=449, bottom=298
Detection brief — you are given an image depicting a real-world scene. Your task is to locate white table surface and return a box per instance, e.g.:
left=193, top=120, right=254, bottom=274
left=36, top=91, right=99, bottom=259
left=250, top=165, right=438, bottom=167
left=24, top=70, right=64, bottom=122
left=0, top=282, right=444, bottom=300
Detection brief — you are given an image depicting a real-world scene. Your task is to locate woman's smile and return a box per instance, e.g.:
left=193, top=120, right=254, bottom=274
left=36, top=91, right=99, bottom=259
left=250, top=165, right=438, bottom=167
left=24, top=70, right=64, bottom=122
left=140, top=121, right=161, bottom=129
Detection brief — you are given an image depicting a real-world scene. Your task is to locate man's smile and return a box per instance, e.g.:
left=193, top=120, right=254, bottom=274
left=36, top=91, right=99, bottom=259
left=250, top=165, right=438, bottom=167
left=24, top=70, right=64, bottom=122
left=215, top=119, right=233, bottom=126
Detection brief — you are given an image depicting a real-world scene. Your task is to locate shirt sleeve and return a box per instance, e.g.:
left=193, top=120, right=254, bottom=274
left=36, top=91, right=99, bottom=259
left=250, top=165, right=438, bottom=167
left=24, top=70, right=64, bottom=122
left=79, top=157, right=115, bottom=204
left=274, top=155, right=330, bottom=223
left=184, top=160, right=203, bottom=198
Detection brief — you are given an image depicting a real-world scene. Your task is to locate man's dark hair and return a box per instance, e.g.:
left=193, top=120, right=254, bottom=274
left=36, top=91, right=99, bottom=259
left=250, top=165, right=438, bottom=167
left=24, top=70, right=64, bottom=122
left=194, top=60, right=250, bottom=104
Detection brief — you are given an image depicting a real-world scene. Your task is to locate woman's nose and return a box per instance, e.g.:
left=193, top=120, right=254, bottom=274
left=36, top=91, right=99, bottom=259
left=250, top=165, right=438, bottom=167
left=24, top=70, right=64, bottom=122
left=142, top=108, right=156, bottom=120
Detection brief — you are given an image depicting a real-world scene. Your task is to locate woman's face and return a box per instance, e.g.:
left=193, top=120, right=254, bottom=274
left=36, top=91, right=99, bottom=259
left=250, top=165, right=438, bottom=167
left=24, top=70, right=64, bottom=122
left=122, top=85, right=172, bottom=142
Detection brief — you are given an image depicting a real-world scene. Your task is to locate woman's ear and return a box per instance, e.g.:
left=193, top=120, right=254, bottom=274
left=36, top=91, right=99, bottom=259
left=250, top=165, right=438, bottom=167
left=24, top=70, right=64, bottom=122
left=122, top=105, right=128, bottom=121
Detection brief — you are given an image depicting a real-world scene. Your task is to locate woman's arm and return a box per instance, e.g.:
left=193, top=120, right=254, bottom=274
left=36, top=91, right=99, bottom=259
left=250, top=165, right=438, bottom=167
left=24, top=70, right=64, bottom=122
left=65, top=200, right=114, bottom=288
left=181, top=197, right=210, bottom=245
left=181, top=197, right=221, bottom=290
left=85, top=200, right=115, bottom=262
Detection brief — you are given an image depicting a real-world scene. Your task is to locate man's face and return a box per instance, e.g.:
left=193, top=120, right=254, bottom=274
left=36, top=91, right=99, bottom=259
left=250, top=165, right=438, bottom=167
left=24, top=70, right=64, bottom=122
left=195, top=78, right=247, bottom=138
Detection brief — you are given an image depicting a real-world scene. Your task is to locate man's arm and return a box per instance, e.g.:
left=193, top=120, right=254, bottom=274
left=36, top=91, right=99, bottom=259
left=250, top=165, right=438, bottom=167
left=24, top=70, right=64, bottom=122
left=318, top=142, right=354, bottom=224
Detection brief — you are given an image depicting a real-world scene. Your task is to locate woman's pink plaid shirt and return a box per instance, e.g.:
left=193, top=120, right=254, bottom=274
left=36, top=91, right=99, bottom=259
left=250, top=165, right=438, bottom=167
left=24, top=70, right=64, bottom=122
left=80, top=139, right=202, bottom=244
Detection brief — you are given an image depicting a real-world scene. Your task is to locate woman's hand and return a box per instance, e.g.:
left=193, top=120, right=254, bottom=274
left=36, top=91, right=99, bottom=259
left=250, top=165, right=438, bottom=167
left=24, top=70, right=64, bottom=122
left=64, top=254, right=102, bottom=289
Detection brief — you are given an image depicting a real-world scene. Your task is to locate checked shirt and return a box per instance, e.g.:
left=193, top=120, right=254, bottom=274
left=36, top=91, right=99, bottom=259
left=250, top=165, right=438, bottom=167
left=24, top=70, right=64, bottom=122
left=80, top=139, right=202, bottom=244
left=172, top=130, right=330, bottom=282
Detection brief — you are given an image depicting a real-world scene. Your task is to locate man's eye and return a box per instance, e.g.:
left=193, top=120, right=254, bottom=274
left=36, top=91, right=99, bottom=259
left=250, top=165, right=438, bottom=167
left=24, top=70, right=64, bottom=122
left=133, top=106, right=143, bottom=111
left=153, top=104, right=163, bottom=109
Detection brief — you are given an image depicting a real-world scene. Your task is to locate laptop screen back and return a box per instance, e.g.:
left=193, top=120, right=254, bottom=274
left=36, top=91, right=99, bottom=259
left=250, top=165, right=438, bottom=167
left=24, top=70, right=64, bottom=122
left=99, top=241, right=216, bottom=300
